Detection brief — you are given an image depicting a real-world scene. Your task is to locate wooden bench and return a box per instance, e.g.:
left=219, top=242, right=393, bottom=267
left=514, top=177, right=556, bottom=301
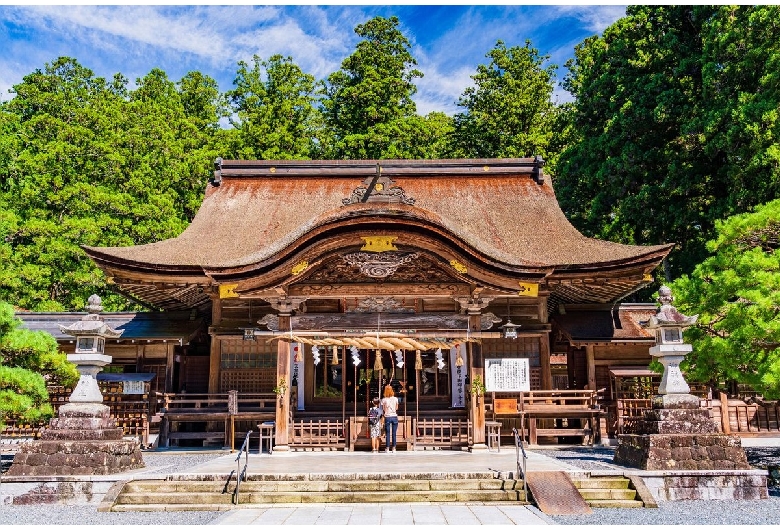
left=494, top=391, right=603, bottom=446
left=413, top=418, right=472, bottom=450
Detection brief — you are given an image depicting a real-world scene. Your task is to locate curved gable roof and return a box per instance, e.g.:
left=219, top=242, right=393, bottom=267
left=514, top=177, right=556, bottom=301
left=85, top=158, right=672, bottom=273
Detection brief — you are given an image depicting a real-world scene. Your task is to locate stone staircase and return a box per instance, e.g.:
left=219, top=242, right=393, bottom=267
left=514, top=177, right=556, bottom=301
left=570, top=475, right=645, bottom=508
left=106, top=472, right=529, bottom=511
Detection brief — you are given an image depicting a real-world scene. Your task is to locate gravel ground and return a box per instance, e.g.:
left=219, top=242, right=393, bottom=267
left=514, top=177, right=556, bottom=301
left=2, top=446, right=780, bottom=525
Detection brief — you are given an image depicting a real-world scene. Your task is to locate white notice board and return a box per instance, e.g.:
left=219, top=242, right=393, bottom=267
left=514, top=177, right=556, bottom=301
left=484, top=358, right=530, bottom=392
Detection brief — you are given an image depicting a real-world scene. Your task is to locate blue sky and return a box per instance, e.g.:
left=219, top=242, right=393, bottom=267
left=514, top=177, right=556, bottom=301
left=0, top=4, right=627, bottom=114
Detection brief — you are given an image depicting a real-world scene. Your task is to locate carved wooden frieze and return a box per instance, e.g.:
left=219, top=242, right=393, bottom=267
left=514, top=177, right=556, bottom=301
left=347, top=297, right=414, bottom=313
left=290, top=283, right=470, bottom=297
left=342, top=175, right=415, bottom=205
left=343, top=251, right=419, bottom=279
left=300, top=253, right=456, bottom=285
left=258, top=313, right=280, bottom=331
left=260, top=310, right=501, bottom=332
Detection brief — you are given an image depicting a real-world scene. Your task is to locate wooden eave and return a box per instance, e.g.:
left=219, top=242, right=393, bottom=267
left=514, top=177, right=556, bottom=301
left=82, top=158, right=674, bottom=310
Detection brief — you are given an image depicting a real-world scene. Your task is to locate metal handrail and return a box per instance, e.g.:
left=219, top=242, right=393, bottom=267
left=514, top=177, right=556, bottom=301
left=232, top=429, right=253, bottom=505
left=512, top=428, right=528, bottom=502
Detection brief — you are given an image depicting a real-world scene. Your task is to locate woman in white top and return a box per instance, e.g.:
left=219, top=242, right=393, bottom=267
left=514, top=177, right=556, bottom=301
left=381, top=385, right=399, bottom=452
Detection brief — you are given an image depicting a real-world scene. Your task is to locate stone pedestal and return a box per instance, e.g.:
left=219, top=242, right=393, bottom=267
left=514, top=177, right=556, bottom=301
left=614, top=401, right=751, bottom=471
left=7, top=294, right=144, bottom=477
left=8, top=404, right=144, bottom=476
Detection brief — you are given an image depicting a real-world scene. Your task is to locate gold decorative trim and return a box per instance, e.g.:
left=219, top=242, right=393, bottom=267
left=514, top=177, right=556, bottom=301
left=360, top=236, right=398, bottom=252
left=219, top=283, right=239, bottom=299
left=269, top=167, right=276, bottom=173
left=291, top=261, right=309, bottom=275
left=517, top=282, right=539, bottom=297
left=449, top=259, right=468, bottom=274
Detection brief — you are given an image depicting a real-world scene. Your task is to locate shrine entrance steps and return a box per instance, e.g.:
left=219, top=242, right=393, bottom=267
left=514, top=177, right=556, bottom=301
left=102, top=472, right=528, bottom=511
left=102, top=471, right=650, bottom=512
left=524, top=471, right=645, bottom=514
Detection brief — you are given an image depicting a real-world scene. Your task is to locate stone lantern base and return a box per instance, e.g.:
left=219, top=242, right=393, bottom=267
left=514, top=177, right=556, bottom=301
left=614, top=396, right=750, bottom=471
left=7, top=404, right=144, bottom=476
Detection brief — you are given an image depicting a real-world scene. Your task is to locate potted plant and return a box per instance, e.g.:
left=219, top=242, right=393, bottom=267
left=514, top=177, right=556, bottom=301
left=273, top=377, right=288, bottom=404
left=470, top=375, right=486, bottom=404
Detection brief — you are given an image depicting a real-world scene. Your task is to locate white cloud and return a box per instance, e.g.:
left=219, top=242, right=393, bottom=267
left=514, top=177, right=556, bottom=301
left=552, top=5, right=626, bottom=33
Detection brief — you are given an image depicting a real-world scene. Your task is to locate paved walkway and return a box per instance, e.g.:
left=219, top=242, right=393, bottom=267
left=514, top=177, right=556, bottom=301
left=211, top=502, right=553, bottom=525
left=179, top=446, right=578, bottom=477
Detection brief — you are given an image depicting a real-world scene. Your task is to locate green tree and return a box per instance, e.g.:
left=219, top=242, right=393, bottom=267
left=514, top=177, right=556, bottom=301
left=451, top=40, right=563, bottom=165
left=671, top=200, right=780, bottom=398
left=225, top=54, right=320, bottom=160
left=0, top=58, right=219, bottom=311
left=321, top=16, right=427, bottom=159
left=0, top=301, right=79, bottom=428
left=556, top=5, right=780, bottom=279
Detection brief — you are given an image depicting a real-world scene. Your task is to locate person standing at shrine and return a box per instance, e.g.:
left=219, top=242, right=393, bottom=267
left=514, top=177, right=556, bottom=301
left=368, top=398, right=383, bottom=452
left=381, top=385, right=399, bottom=453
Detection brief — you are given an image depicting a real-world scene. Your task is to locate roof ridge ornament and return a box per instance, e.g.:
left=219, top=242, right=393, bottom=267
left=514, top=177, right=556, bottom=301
left=342, top=167, right=415, bottom=206
left=531, top=155, right=545, bottom=185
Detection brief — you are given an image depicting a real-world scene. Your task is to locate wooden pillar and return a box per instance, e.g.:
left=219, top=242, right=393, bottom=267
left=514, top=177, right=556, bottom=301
left=165, top=342, right=175, bottom=393
left=585, top=344, right=596, bottom=391
left=539, top=332, right=552, bottom=390
left=274, top=313, right=292, bottom=451
left=208, top=296, right=223, bottom=394
left=468, top=312, right=486, bottom=448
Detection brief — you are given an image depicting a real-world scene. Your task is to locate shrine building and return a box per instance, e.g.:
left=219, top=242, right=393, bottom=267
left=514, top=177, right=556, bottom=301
left=63, top=158, right=671, bottom=450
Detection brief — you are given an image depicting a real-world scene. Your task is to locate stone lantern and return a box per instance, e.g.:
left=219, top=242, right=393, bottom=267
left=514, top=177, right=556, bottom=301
left=7, top=295, right=144, bottom=477
left=644, top=285, right=698, bottom=407
left=613, top=286, right=756, bottom=493
left=61, top=294, right=123, bottom=406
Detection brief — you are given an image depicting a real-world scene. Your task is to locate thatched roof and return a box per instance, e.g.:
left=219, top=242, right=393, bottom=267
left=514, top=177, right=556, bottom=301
left=83, top=159, right=672, bottom=310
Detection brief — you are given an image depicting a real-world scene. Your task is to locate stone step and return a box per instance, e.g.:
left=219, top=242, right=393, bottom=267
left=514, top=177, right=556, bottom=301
left=112, top=503, right=234, bottom=512
left=114, top=489, right=527, bottom=507
left=571, top=478, right=630, bottom=489
left=124, top=479, right=525, bottom=494
left=578, top=488, right=638, bottom=501
left=587, top=499, right=645, bottom=509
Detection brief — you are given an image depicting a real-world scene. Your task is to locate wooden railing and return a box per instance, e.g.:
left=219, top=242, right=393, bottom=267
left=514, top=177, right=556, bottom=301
left=348, top=416, right=414, bottom=451
left=156, top=392, right=275, bottom=448
left=712, top=394, right=780, bottom=435
left=413, top=418, right=472, bottom=449
left=289, top=419, right=346, bottom=450
left=614, top=398, right=652, bottom=435
left=493, top=390, right=604, bottom=445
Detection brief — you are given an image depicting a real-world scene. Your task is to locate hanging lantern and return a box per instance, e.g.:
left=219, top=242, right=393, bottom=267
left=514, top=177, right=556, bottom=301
left=332, top=346, right=339, bottom=365
left=374, top=349, right=383, bottom=370
left=415, top=349, right=422, bottom=370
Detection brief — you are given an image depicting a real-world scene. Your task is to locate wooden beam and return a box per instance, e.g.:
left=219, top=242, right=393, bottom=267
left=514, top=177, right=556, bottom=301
left=586, top=344, right=596, bottom=390
left=275, top=314, right=292, bottom=451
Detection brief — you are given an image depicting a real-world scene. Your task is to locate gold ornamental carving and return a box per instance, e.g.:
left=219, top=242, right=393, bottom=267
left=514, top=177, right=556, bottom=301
left=291, top=261, right=309, bottom=275
left=449, top=259, right=468, bottom=274
left=360, top=236, right=398, bottom=253
left=344, top=251, right=419, bottom=279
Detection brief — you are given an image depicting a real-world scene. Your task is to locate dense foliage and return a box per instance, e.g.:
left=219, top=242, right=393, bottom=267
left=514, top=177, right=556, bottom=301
left=0, top=16, right=565, bottom=311
left=556, top=5, right=780, bottom=279
left=451, top=40, right=565, bottom=165
left=0, top=301, right=79, bottom=428
left=672, top=200, right=780, bottom=398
